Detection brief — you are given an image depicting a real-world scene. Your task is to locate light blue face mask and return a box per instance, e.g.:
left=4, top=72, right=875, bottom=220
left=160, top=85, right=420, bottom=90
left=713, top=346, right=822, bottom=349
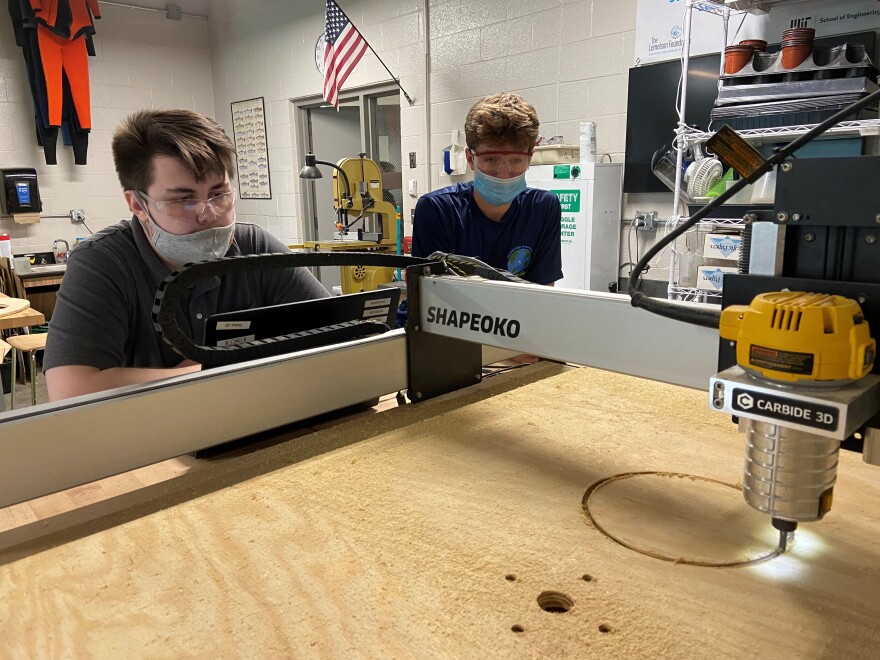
left=473, top=169, right=527, bottom=206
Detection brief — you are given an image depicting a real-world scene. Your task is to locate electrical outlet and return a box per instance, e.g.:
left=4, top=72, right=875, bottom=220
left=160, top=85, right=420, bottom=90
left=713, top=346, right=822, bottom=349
left=635, top=210, right=657, bottom=231
left=70, top=209, right=85, bottom=223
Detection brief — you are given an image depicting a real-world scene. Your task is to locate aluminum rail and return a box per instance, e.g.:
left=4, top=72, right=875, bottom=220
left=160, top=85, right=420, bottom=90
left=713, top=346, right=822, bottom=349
left=0, top=332, right=407, bottom=509
left=417, top=277, right=719, bottom=390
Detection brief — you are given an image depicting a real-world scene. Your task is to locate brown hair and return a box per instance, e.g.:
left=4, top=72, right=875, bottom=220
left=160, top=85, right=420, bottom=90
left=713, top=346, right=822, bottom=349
left=112, top=109, right=236, bottom=192
left=464, top=92, right=540, bottom=152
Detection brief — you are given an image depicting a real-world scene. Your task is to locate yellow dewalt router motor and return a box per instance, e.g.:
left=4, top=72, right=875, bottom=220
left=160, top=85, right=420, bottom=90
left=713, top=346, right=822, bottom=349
left=710, top=292, right=879, bottom=549
left=721, top=292, right=875, bottom=383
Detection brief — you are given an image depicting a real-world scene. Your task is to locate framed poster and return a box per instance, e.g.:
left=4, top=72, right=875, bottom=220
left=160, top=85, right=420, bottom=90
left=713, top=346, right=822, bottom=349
left=231, top=97, right=271, bottom=199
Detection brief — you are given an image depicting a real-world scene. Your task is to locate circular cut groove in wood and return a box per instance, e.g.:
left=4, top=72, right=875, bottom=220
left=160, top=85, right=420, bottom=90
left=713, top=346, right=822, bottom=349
left=537, top=591, right=573, bottom=613
left=583, top=472, right=781, bottom=568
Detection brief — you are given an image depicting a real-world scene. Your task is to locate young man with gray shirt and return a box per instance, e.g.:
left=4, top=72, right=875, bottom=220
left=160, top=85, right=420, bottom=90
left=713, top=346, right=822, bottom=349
left=45, top=109, right=328, bottom=401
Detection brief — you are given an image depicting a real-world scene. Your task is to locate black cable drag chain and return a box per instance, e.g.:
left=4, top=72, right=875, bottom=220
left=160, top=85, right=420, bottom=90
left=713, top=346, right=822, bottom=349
left=152, top=251, right=431, bottom=367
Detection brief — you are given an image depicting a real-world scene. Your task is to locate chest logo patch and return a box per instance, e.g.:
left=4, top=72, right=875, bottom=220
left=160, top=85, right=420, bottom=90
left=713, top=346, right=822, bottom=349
left=507, top=246, right=532, bottom=276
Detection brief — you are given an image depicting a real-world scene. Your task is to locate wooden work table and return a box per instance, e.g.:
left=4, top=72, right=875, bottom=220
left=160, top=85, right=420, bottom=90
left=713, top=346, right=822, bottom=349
left=1, top=364, right=879, bottom=657
left=0, top=292, right=44, bottom=331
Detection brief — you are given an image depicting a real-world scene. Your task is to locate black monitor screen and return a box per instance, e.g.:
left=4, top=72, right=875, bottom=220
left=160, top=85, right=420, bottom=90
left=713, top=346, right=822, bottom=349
left=624, top=54, right=721, bottom=194
left=204, top=288, right=401, bottom=348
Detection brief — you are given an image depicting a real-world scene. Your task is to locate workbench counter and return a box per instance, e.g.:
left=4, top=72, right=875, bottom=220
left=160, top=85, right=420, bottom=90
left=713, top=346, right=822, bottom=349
left=1, top=364, right=879, bottom=657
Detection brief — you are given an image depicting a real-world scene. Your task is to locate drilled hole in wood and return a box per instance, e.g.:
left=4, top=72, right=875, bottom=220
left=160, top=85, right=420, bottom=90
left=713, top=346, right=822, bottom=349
left=537, top=591, right=573, bottom=613
left=599, top=624, right=612, bottom=633
left=505, top=574, right=517, bottom=582
left=581, top=574, right=593, bottom=582
left=511, top=624, right=525, bottom=633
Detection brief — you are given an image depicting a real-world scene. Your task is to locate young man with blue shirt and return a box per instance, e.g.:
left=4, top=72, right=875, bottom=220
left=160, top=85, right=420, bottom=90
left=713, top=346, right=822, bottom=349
left=412, top=92, right=563, bottom=285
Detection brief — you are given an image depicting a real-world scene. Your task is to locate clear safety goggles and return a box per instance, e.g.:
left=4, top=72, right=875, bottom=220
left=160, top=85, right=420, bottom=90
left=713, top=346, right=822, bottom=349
left=136, top=189, right=237, bottom=221
left=470, top=149, right=533, bottom=177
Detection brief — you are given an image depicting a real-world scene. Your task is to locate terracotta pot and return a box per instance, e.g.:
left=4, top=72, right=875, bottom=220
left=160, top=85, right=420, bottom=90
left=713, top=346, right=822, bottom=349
left=724, top=45, right=754, bottom=74
left=739, top=39, right=767, bottom=52
left=782, top=43, right=812, bottom=68
left=783, top=27, right=815, bottom=40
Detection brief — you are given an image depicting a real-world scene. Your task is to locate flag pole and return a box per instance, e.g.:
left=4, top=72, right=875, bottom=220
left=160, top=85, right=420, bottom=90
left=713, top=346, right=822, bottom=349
left=335, top=4, right=415, bottom=106
left=363, top=42, right=415, bottom=106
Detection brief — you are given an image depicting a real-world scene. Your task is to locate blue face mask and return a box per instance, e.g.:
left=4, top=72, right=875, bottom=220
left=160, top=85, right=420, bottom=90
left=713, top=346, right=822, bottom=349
left=473, top=169, right=527, bottom=206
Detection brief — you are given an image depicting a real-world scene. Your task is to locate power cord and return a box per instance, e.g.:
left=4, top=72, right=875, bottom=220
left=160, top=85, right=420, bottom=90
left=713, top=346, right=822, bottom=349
left=80, top=212, right=95, bottom=234
left=482, top=362, right=532, bottom=379
left=627, top=214, right=647, bottom=276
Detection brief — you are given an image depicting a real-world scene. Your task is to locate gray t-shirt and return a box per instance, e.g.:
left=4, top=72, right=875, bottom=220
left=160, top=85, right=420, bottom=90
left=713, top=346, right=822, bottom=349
left=44, top=218, right=329, bottom=371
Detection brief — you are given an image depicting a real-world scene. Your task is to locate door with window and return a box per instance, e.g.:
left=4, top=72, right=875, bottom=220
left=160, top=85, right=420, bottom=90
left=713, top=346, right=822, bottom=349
left=297, top=86, right=402, bottom=291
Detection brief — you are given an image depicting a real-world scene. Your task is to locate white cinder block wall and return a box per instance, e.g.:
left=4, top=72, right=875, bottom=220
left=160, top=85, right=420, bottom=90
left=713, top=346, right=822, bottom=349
left=0, top=0, right=214, bottom=255
left=1, top=0, right=672, bottom=281
left=207, top=0, right=675, bottom=281
left=207, top=0, right=425, bottom=243
left=426, top=0, right=635, bottom=187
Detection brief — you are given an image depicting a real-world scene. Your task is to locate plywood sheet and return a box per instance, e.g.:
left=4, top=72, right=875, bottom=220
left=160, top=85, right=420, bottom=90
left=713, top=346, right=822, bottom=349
left=584, top=472, right=781, bottom=567
left=0, top=296, right=29, bottom=318
left=2, top=365, right=880, bottom=658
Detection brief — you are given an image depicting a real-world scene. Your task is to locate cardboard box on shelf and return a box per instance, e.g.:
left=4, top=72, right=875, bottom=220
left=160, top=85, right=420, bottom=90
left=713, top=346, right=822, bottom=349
left=531, top=145, right=579, bottom=165
left=697, top=265, right=738, bottom=291
left=703, top=233, right=742, bottom=262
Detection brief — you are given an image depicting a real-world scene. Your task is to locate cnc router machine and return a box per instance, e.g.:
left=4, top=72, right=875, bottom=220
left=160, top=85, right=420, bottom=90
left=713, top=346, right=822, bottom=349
left=3, top=97, right=880, bottom=660
left=2, top=92, right=880, bottom=555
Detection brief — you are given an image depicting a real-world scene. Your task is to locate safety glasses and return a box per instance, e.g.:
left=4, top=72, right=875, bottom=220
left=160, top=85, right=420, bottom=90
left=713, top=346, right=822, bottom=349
left=136, top=189, right=236, bottom=221
left=470, top=149, right=533, bottom=177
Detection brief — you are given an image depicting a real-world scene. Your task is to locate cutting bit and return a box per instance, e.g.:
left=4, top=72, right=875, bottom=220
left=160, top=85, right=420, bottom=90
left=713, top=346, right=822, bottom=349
left=778, top=529, right=789, bottom=553
left=772, top=518, right=797, bottom=554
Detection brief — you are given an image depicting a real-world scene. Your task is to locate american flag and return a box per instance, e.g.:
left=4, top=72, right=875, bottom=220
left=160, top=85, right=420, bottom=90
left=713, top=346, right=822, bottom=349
left=323, top=0, right=368, bottom=109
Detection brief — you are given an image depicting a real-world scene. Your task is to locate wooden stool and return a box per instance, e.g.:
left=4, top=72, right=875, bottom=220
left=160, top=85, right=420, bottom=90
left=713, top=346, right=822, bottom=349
left=7, top=333, right=47, bottom=409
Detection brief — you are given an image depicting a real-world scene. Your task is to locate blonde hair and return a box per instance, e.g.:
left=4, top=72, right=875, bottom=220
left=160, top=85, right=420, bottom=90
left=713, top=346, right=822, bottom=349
left=464, top=92, right=540, bottom=152
left=112, top=109, right=236, bottom=191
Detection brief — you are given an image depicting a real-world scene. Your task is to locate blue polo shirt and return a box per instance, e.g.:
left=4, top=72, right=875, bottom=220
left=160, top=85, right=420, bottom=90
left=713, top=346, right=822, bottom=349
left=412, top=182, right=563, bottom=285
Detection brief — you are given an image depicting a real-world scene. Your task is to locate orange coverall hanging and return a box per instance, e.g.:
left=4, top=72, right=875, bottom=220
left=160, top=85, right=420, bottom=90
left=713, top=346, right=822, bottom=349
left=29, top=0, right=101, bottom=39
left=30, top=0, right=101, bottom=130
left=37, top=25, right=91, bottom=129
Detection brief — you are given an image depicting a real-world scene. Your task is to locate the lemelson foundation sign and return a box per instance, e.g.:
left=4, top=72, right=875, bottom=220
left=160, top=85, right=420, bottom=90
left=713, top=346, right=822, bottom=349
left=635, top=0, right=880, bottom=65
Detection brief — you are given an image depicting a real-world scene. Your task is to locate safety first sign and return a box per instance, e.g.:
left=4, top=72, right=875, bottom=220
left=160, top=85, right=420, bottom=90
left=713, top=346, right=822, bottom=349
left=552, top=190, right=580, bottom=246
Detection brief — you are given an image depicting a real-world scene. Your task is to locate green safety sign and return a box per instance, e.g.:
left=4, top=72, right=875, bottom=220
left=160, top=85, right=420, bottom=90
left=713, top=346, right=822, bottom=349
left=560, top=214, right=576, bottom=243
left=552, top=190, right=580, bottom=213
